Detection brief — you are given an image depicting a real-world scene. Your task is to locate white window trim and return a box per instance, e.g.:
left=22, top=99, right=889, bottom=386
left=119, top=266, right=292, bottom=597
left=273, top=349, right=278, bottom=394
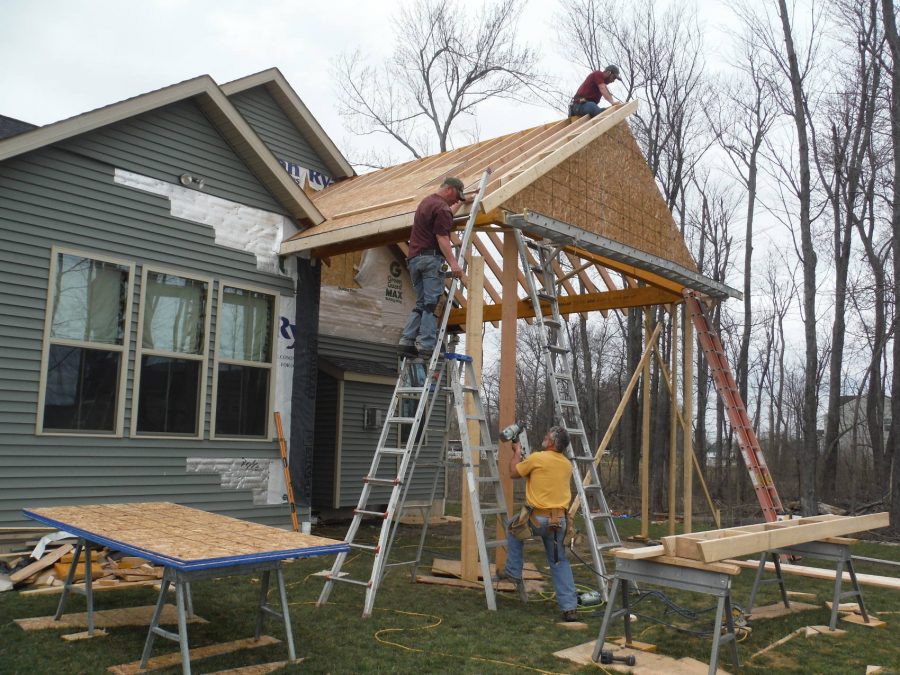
left=36, top=246, right=135, bottom=437
left=210, top=280, right=278, bottom=441
left=130, top=265, right=213, bottom=440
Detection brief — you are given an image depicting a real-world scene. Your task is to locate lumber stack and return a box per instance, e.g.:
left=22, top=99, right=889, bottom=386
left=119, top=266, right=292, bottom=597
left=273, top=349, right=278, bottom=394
left=1, top=534, right=165, bottom=594
left=613, top=513, right=890, bottom=568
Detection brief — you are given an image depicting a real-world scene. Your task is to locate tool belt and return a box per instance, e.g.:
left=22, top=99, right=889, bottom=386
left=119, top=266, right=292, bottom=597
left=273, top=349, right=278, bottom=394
left=410, top=248, right=441, bottom=259
left=508, top=504, right=568, bottom=563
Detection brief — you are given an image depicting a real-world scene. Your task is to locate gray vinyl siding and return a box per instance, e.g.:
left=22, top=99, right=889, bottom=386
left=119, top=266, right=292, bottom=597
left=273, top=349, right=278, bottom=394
left=317, top=336, right=446, bottom=509
left=228, top=88, right=331, bottom=177
left=0, top=126, right=296, bottom=528
left=59, top=99, right=287, bottom=215
left=312, top=372, right=338, bottom=507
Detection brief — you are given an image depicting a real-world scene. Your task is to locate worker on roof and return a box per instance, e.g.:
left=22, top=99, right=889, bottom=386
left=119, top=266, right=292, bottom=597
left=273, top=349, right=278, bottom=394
left=569, top=65, right=623, bottom=118
left=499, top=426, right=580, bottom=623
left=398, top=177, right=470, bottom=359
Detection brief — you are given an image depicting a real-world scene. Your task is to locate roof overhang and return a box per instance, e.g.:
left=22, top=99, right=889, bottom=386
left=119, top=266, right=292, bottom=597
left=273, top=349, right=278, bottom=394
left=507, top=210, right=740, bottom=300
left=0, top=75, right=324, bottom=225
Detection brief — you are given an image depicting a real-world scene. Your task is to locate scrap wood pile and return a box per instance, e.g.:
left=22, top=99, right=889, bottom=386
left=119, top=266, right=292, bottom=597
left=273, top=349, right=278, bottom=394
left=1, top=527, right=164, bottom=594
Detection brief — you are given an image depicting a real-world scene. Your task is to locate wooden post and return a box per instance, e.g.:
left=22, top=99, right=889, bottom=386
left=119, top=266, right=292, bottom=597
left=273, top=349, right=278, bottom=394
left=683, top=302, right=694, bottom=534
left=668, top=305, right=678, bottom=536
left=461, top=256, right=485, bottom=581
left=497, top=233, right=519, bottom=568
left=641, top=310, right=652, bottom=540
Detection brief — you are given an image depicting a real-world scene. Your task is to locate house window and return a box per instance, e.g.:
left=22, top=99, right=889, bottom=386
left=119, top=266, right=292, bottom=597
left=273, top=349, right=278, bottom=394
left=133, top=270, right=211, bottom=437
left=212, top=285, right=275, bottom=438
left=39, top=250, right=133, bottom=435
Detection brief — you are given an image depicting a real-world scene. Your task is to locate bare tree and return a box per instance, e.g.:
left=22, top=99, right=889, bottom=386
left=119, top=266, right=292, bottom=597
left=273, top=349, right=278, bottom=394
left=334, top=0, right=553, bottom=167
left=881, top=0, right=900, bottom=534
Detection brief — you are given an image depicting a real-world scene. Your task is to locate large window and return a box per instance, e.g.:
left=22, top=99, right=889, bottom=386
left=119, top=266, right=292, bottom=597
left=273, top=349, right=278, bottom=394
left=212, top=285, right=275, bottom=438
left=132, top=269, right=210, bottom=437
left=38, top=250, right=133, bottom=435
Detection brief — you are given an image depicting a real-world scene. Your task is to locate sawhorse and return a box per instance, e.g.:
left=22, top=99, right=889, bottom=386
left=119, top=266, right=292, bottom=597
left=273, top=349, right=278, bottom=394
left=746, top=539, right=869, bottom=629
left=593, top=558, right=739, bottom=675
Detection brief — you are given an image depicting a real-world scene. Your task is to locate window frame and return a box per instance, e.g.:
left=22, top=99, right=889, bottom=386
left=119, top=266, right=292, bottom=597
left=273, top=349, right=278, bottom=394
left=130, top=265, right=213, bottom=440
left=36, top=246, right=135, bottom=437
left=210, top=280, right=278, bottom=441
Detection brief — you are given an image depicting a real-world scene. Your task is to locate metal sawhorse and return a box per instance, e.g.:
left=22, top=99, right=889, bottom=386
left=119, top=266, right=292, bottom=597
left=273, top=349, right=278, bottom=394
left=746, top=539, right=869, bottom=630
left=593, top=558, right=740, bottom=675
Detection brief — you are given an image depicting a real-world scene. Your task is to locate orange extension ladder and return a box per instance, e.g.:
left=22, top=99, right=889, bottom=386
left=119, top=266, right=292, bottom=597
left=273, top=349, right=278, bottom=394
left=683, top=290, right=784, bottom=522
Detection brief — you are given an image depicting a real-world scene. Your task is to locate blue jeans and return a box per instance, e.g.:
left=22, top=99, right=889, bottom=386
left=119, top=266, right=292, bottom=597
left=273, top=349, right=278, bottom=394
left=400, top=255, right=444, bottom=352
left=571, top=100, right=603, bottom=118
left=505, top=514, right=578, bottom=612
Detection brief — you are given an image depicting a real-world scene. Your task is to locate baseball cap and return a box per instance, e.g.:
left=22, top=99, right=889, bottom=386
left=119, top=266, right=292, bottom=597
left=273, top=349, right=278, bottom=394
left=442, top=176, right=465, bottom=200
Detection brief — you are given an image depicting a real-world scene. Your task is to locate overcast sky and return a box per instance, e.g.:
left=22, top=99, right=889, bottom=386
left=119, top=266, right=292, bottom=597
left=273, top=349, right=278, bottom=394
left=1, top=1, right=589, bottom=155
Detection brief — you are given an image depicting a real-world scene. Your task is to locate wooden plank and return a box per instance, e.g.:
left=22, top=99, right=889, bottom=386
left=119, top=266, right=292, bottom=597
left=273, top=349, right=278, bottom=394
left=106, top=635, right=280, bottom=675
left=727, top=559, right=900, bottom=591
left=650, top=555, right=741, bottom=576
left=696, top=513, right=889, bottom=562
left=15, top=604, right=206, bottom=631
left=20, top=579, right=161, bottom=596
left=612, top=545, right=665, bottom=560
left=497, top=231, right=519, bottom=570
left=682, top=295, right=694, bottom=532
left=328, top=195, right=416, bottom=220
left=447, top=287, right=680, bottom=329
left=9, top=544, right=72, bottom=583
left=206, top=660, right=297, bottom=675
left=640, top=312, right=651, bottom=539
left=61, top=629, right=108, bottom=641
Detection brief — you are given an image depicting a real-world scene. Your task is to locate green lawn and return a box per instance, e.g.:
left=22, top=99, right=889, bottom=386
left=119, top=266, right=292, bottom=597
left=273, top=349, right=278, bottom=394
left=1, top=516, right=898, bottom=674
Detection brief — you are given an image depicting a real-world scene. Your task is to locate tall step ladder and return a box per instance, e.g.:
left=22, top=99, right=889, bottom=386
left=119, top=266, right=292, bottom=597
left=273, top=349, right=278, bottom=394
left=317, top=170, right=498, bottom=617
left=683, top=289, right=784, bottom=522
left=514, top=232, right=622, bottom=600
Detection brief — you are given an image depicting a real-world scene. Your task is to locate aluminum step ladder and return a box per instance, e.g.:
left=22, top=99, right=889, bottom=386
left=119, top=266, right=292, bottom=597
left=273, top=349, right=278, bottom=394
left=317, top=170, right=493, bottom=617
left=514, top=231, right=621, bottom=599
left=683, top=289, right=784, bottom=522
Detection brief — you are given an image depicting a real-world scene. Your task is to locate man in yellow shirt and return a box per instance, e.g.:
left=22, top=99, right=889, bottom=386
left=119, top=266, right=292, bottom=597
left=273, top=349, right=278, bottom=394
left=500, top=426, right=579, bottom=622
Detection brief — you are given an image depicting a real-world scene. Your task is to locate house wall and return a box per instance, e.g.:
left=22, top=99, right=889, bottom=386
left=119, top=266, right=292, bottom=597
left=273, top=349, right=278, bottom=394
left=228, top=87, right=331, bottom=178
left=314, top=336, right=447, bottom=510
left=0, top=108, right=301, bottom=527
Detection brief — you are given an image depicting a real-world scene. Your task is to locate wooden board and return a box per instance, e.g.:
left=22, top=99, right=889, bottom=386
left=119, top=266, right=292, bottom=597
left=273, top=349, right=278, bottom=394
left=554, top=640, right=730, bottom=674
left=431, top=558, right=542, bottom=581
left=61, top=628, right=108, bottom=641
left=19, top=579, right=160, bottom=596
left=107, top=635, right=280, bottom=675
left=206, top=660, right=297, bottom=675
left=676, top=514, right=888, bottom=563
left=9, top=544, right=73, bottom=583
left=25, top=503, right=345, bottom=567
left=727, top=559, right=900, bottom=591
left=15, top=604, right=206, bottom=631
left=747, top=602, right=819, bottom=620
left=842, top=613, right=886, bottom=628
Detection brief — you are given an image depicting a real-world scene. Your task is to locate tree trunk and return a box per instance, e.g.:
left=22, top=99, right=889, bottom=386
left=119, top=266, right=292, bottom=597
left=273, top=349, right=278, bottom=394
left=778, top=0, right=818, bottom=515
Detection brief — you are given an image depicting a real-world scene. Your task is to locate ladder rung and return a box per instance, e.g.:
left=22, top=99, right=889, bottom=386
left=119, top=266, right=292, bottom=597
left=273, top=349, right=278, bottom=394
left=349, top=542, right=380, bottom=553
left=354, top=509, right=387, bottom=518
left=553, top=372, right=573, bottom=381
left=396, top=386, right=426, bottom=395
left=593, top=542, right=623, bottom=552
left=387, top=416, right=416, bottom=425
left=480, top=507, right=507, bottom=517
left=547, top=345, right=568, bottom=354
left=465, top=414, right=487, bottom=422
left=327, top=575, right=371, bottom=587
left=364, top=476, right=400, bottom=486
left=544, top=318, right=561, bottom=329
left=378, top=447, right=406, bottom=456
left=537, top=292, right=556, bottom=303
left=559, top=400, right=578, bottom=407
left=485, top=539, right=506, bottom=549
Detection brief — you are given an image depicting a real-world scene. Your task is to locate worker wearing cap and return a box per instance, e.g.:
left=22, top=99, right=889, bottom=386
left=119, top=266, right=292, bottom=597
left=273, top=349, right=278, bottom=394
left=570, top=65, right=623, bottom=118
left=500, top=425, right=580, bottom=622
left=399, top=177, right=470, bottom=359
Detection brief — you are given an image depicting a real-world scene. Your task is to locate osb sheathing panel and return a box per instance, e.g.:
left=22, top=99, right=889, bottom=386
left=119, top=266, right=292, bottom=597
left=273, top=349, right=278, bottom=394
left=321, top=251, right=362, bottom=288
left=500, top=124, right=697, bottom=271
left=286, top=120, right=572, bottom=243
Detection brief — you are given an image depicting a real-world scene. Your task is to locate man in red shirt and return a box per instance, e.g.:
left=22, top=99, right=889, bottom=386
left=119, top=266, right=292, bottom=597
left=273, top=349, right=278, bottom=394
left=399, top=177, right=469, bottom=358
left=570, top=65, right=622, bottom=118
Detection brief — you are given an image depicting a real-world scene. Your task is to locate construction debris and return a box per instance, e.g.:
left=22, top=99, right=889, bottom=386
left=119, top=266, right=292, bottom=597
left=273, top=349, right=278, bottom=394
left=2, top=533, right=166, bottom=594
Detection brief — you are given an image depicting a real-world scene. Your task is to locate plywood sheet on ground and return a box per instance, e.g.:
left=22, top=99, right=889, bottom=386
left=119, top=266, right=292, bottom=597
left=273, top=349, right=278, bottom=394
left=431, top=558, right=542, bottom=580
left=206, top=660, right=296, bottom=675
left=15, top=604, right=206, bottom=630
left=107, top=635, right=280, bottom=675
left=25, top=503, right=346, bottom=566
left=747, top=602, right=819, bottom=620
left=554, top=640, right=730, bottom=674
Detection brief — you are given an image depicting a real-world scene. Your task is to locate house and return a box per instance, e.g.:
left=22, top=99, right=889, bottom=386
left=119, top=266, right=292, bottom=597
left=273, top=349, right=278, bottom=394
left=0, top=69, right=418, bottom=528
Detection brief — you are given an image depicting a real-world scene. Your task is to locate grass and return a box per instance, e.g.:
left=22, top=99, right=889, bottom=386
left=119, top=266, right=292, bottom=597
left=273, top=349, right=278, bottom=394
left=1, top=515, right=899, bottom=674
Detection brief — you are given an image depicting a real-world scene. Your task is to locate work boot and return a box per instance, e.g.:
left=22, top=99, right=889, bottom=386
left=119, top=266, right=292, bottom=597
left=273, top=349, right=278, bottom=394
left=562, top=609, right=579, bottom=622
left=496, top=568, right=528, bottom=603
left=398, top=343, right=418, bottom=358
